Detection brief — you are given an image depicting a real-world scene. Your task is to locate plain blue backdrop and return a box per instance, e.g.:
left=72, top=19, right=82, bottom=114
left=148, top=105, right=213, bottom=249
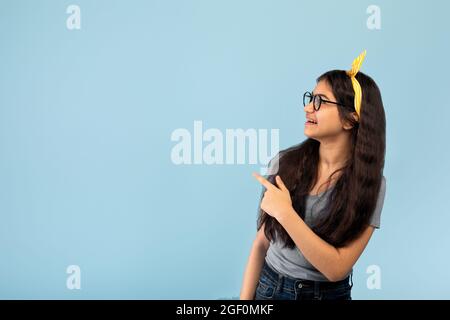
left=0, top=0, right=449, bottom=299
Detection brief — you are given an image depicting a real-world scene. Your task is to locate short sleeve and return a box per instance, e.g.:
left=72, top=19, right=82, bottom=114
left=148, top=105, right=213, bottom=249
left=265, top=150, right=287, bottom=176
left=369, top=176, right=386, bottom=229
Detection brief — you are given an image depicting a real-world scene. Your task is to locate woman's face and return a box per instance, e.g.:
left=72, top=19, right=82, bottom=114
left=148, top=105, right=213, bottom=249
left=304, top=80, right=354, bottom=140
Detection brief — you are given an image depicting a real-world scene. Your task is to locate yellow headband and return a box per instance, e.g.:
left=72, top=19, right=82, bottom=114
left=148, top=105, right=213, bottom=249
left=346, top=49, right=367, bottom=119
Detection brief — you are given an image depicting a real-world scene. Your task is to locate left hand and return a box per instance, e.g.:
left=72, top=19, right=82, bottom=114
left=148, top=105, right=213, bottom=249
left=252, top=172, right=293, bottom=221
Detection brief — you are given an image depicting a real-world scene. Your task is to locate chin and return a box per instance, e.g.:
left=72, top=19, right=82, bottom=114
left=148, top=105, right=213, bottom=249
left=304, top=128, right=315, bottom=139
left=304, top=130, right=321, bottom=142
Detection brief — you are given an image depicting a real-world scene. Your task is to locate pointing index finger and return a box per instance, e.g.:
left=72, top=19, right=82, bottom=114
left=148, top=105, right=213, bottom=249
left=252, top=172, right=276, bottom=190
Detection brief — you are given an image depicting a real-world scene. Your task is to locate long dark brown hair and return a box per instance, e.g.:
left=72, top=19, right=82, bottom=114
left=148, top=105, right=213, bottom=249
left=257, top=70, right=386, bottom=248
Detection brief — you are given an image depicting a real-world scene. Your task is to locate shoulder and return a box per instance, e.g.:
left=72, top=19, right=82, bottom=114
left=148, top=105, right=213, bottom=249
left=266, top=149, right=290, bottom=174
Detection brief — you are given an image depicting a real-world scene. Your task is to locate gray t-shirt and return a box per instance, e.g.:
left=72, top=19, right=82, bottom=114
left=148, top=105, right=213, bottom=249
left=265, top=175, right=386, bottom=281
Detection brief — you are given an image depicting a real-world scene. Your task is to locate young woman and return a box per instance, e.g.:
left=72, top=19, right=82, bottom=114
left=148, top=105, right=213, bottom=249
left=240, top=51, right=387, bottom=300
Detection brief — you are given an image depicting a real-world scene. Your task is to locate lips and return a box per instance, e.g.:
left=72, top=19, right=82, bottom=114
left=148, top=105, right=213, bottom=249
left=305, top=118, right=318, bottom=125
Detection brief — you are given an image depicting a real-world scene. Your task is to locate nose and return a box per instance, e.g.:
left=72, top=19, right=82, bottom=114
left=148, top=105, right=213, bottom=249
left=304, top=100, right=315, bottom=113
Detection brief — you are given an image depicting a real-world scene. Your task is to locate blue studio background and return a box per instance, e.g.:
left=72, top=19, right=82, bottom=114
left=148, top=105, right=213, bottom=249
left=1, top=0, right=449, bottom=299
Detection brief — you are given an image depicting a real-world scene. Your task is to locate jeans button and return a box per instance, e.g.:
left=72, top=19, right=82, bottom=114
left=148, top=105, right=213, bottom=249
left=298, top=283, right=303, bottom=288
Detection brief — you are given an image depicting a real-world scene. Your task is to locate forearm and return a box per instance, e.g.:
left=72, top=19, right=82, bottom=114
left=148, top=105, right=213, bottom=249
left=240, top=242, right=267, bottom=300
left=278, top=208, right=342, bottom=281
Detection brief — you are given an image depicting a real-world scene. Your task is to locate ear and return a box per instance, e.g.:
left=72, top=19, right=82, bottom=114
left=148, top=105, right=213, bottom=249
left=343, top=112, right=359, bottom=130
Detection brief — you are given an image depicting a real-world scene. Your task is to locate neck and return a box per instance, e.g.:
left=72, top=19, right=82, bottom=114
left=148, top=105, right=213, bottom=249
left=318, top=134, right=351, bottom=173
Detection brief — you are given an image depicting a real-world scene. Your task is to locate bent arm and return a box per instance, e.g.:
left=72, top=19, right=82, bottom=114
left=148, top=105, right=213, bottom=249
left=278, top=209, right=375, bottom=282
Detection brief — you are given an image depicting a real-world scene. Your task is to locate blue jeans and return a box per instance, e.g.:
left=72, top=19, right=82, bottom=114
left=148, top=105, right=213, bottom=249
left=255, top=260, right=353, bottom=300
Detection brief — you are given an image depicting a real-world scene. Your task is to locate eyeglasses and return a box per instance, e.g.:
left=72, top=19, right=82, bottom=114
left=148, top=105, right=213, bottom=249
left=302, top=91, right=351, bottom=111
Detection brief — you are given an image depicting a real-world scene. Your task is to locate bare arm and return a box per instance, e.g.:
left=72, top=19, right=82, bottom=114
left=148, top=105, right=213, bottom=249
left=278, top=209, right=375, bottom=282
left=239, top=223, right=270, bottom=300
left=251, top=173, right=378, bottom=282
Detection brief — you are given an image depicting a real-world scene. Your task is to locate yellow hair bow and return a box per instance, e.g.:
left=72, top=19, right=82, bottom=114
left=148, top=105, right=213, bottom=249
left=346, top=49, right=367, bottom=119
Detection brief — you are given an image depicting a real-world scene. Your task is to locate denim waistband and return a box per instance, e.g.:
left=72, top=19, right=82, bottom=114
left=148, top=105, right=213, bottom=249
left=262, top=259, right=353, bottom=290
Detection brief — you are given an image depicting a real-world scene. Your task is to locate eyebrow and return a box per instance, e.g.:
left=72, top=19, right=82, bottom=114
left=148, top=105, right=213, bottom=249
left=312, top=91, right=330, bottom=100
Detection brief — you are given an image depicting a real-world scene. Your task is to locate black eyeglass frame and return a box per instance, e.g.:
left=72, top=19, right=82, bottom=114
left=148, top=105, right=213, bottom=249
left=302, top=91, right=353, bottom=111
